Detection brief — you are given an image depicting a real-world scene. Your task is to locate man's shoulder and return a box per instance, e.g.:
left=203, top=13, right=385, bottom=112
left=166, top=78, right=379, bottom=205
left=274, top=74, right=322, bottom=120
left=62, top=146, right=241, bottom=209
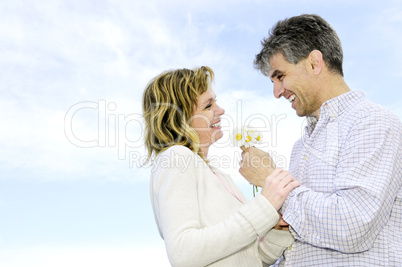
left=343, top=96, right=401, bottom=126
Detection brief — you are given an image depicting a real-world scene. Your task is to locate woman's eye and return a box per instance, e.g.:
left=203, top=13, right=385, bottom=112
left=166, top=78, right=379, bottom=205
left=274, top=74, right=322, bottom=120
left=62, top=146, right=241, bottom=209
left=204, top=99, right=217, bottom=110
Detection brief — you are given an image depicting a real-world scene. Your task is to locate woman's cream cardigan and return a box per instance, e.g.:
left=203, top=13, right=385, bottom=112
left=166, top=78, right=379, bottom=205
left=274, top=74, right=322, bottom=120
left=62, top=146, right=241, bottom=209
left=150, top=145, right=293, bottom=267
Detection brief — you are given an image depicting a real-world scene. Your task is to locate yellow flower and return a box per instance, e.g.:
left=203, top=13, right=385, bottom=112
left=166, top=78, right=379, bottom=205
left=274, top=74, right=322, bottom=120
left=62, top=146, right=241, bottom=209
left=231, top=126, right=263, bottom=148
left=231, top=126, right=264, bottom=197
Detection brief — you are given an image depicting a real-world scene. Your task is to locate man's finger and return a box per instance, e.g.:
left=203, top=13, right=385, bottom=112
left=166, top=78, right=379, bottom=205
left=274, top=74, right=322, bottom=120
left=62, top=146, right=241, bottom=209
left=239, top=160, right=244, bottom=168
left=277, top=217, right=289, bottom=227
left=240, top=146, right=249, bottom=151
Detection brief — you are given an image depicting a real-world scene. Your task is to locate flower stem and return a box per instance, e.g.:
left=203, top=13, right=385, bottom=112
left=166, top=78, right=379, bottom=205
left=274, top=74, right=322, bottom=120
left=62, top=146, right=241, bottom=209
left=253, top=185, right=259, bottom=197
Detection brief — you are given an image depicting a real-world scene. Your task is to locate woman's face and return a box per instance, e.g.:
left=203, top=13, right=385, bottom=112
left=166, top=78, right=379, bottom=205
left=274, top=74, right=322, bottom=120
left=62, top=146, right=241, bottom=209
left=191, top=85, right=225, bottom=148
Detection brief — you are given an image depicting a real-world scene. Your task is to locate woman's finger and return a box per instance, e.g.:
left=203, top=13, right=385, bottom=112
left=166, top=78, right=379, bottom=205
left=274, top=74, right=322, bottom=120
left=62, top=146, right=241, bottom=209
left=268, top=168, right=283, bottom=178
left=282, top=180, right=301, bottom=194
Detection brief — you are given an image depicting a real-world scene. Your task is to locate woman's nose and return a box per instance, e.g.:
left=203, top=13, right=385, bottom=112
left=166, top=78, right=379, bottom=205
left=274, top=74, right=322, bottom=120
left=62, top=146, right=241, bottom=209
left=216, top=104, right=225, bottom=116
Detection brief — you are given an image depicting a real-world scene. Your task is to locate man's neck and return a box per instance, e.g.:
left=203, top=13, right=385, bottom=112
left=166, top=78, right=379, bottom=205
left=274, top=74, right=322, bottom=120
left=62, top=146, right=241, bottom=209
left=310, top=76, right=351, bottom=120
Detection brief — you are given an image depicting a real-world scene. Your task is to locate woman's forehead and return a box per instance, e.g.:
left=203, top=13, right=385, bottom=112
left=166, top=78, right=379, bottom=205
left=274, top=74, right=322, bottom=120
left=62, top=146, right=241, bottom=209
left=198, top=86, right=215, bottom=103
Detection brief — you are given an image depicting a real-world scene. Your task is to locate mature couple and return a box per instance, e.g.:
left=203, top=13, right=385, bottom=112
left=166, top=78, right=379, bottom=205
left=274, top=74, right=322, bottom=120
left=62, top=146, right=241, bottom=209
left=142, top=14, right=402, bottom=266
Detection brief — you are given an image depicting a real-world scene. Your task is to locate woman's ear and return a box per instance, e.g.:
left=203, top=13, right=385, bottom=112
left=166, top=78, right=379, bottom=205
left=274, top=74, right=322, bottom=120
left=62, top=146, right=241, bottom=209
left=308, top=50, right=323, bottom=75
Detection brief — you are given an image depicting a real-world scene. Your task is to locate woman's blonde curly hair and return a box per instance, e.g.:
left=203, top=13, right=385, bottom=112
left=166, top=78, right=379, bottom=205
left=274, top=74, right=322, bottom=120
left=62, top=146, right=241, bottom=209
left=142, top=66, right=214, bottom=162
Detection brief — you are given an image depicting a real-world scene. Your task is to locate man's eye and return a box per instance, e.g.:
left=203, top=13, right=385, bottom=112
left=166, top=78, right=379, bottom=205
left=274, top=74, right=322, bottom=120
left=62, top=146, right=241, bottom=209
left=278, top=75, right=284, bottom=81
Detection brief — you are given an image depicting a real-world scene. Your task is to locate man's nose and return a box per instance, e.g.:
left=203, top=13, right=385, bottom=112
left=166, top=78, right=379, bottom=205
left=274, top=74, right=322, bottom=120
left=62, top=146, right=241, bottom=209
left=273, top=81, right=285, bottom=99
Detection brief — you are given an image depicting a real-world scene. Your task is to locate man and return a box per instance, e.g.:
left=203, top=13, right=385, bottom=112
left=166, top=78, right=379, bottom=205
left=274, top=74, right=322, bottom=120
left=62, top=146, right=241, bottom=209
left=240, top=14, right=402, bottom=266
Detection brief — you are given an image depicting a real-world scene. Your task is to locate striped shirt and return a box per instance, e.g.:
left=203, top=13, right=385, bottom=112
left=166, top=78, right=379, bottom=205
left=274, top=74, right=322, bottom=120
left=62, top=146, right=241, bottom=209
left=276, top=91, right=402, bottom=266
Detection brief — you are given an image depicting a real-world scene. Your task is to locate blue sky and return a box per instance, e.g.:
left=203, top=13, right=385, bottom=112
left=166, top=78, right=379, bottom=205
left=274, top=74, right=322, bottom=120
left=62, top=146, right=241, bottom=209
left=1, top=0, right=401, bottom=266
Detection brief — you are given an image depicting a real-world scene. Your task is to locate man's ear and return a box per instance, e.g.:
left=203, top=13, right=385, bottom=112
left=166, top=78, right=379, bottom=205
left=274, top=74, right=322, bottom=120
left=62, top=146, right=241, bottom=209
left=308, top=50, right=323, bottom=75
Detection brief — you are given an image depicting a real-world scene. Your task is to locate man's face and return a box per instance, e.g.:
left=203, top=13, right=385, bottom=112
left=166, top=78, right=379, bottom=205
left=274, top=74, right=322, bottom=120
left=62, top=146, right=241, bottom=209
left=268, top=53, right=322, bottom=117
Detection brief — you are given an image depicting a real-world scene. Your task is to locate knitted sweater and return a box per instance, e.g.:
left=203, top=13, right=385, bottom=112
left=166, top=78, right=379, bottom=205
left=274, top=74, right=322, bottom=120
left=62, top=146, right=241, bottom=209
left=150, top=145, right=294, bottom=267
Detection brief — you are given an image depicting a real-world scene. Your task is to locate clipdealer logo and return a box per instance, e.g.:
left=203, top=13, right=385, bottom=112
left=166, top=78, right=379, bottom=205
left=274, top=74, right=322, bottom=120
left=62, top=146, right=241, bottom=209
left=64, top=99, right=291, bottom=168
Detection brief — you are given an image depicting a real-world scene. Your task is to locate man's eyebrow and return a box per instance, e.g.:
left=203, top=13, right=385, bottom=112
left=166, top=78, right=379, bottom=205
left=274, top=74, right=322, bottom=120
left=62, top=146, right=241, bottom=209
left=270, top=70, right=283, bottom=79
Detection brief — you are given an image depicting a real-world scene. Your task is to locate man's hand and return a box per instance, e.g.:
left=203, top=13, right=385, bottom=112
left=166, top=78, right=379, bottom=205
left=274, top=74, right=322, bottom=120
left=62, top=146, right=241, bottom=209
left=274, top=213, right=290, bottom=231
left=239, top=147, right=276, bottom=187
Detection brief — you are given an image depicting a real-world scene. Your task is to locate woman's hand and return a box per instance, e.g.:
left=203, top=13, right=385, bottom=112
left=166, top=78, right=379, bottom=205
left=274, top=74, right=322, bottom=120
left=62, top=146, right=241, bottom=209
left=260, top=168, right=300, bottom=210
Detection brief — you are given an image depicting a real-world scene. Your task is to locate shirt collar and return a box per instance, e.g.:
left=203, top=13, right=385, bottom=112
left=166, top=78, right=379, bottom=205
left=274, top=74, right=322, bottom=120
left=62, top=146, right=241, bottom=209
left=306, top=116, right=318, bottom=135
left=320, top=90, right=364, bottom=119
left=305, top=91, right=364, bottom=134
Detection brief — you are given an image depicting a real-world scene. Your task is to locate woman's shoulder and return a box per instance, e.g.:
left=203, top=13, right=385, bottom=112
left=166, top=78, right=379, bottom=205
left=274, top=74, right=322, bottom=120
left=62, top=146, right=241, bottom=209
left=159, top=145, right=196, bottom=157
left=153, top=145, right=206, bottom=175
left=155, top=145, right=202, bottom=166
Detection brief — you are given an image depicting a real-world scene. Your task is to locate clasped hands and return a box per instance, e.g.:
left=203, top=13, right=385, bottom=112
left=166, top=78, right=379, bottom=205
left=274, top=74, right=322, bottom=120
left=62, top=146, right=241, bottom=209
left=239, top=147, right=300, bottom=230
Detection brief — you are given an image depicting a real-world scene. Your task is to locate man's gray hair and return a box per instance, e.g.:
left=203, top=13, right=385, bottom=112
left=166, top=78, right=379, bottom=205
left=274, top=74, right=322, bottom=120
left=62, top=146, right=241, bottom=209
left=254, top=14, right=344, bottom=77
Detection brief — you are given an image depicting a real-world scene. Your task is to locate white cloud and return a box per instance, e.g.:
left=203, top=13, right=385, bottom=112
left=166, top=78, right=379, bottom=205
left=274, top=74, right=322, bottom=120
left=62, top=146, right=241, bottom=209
left=0, top=0, right=243, bottom=182
left=369, top=8, right=402, bottom=74
left=0, top=245, right=170, bottom=267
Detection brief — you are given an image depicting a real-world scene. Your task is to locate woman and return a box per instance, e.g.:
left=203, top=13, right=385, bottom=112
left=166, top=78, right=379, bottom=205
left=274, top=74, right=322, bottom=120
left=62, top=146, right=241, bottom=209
left=142, top=66, right=300, bottom=267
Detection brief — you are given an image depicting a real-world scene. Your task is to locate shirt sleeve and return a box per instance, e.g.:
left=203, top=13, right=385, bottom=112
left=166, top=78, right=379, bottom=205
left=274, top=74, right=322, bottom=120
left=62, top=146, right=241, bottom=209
left=152, top=146, right=280, bottom=267
left=282, top=109, right=402, bottom=253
